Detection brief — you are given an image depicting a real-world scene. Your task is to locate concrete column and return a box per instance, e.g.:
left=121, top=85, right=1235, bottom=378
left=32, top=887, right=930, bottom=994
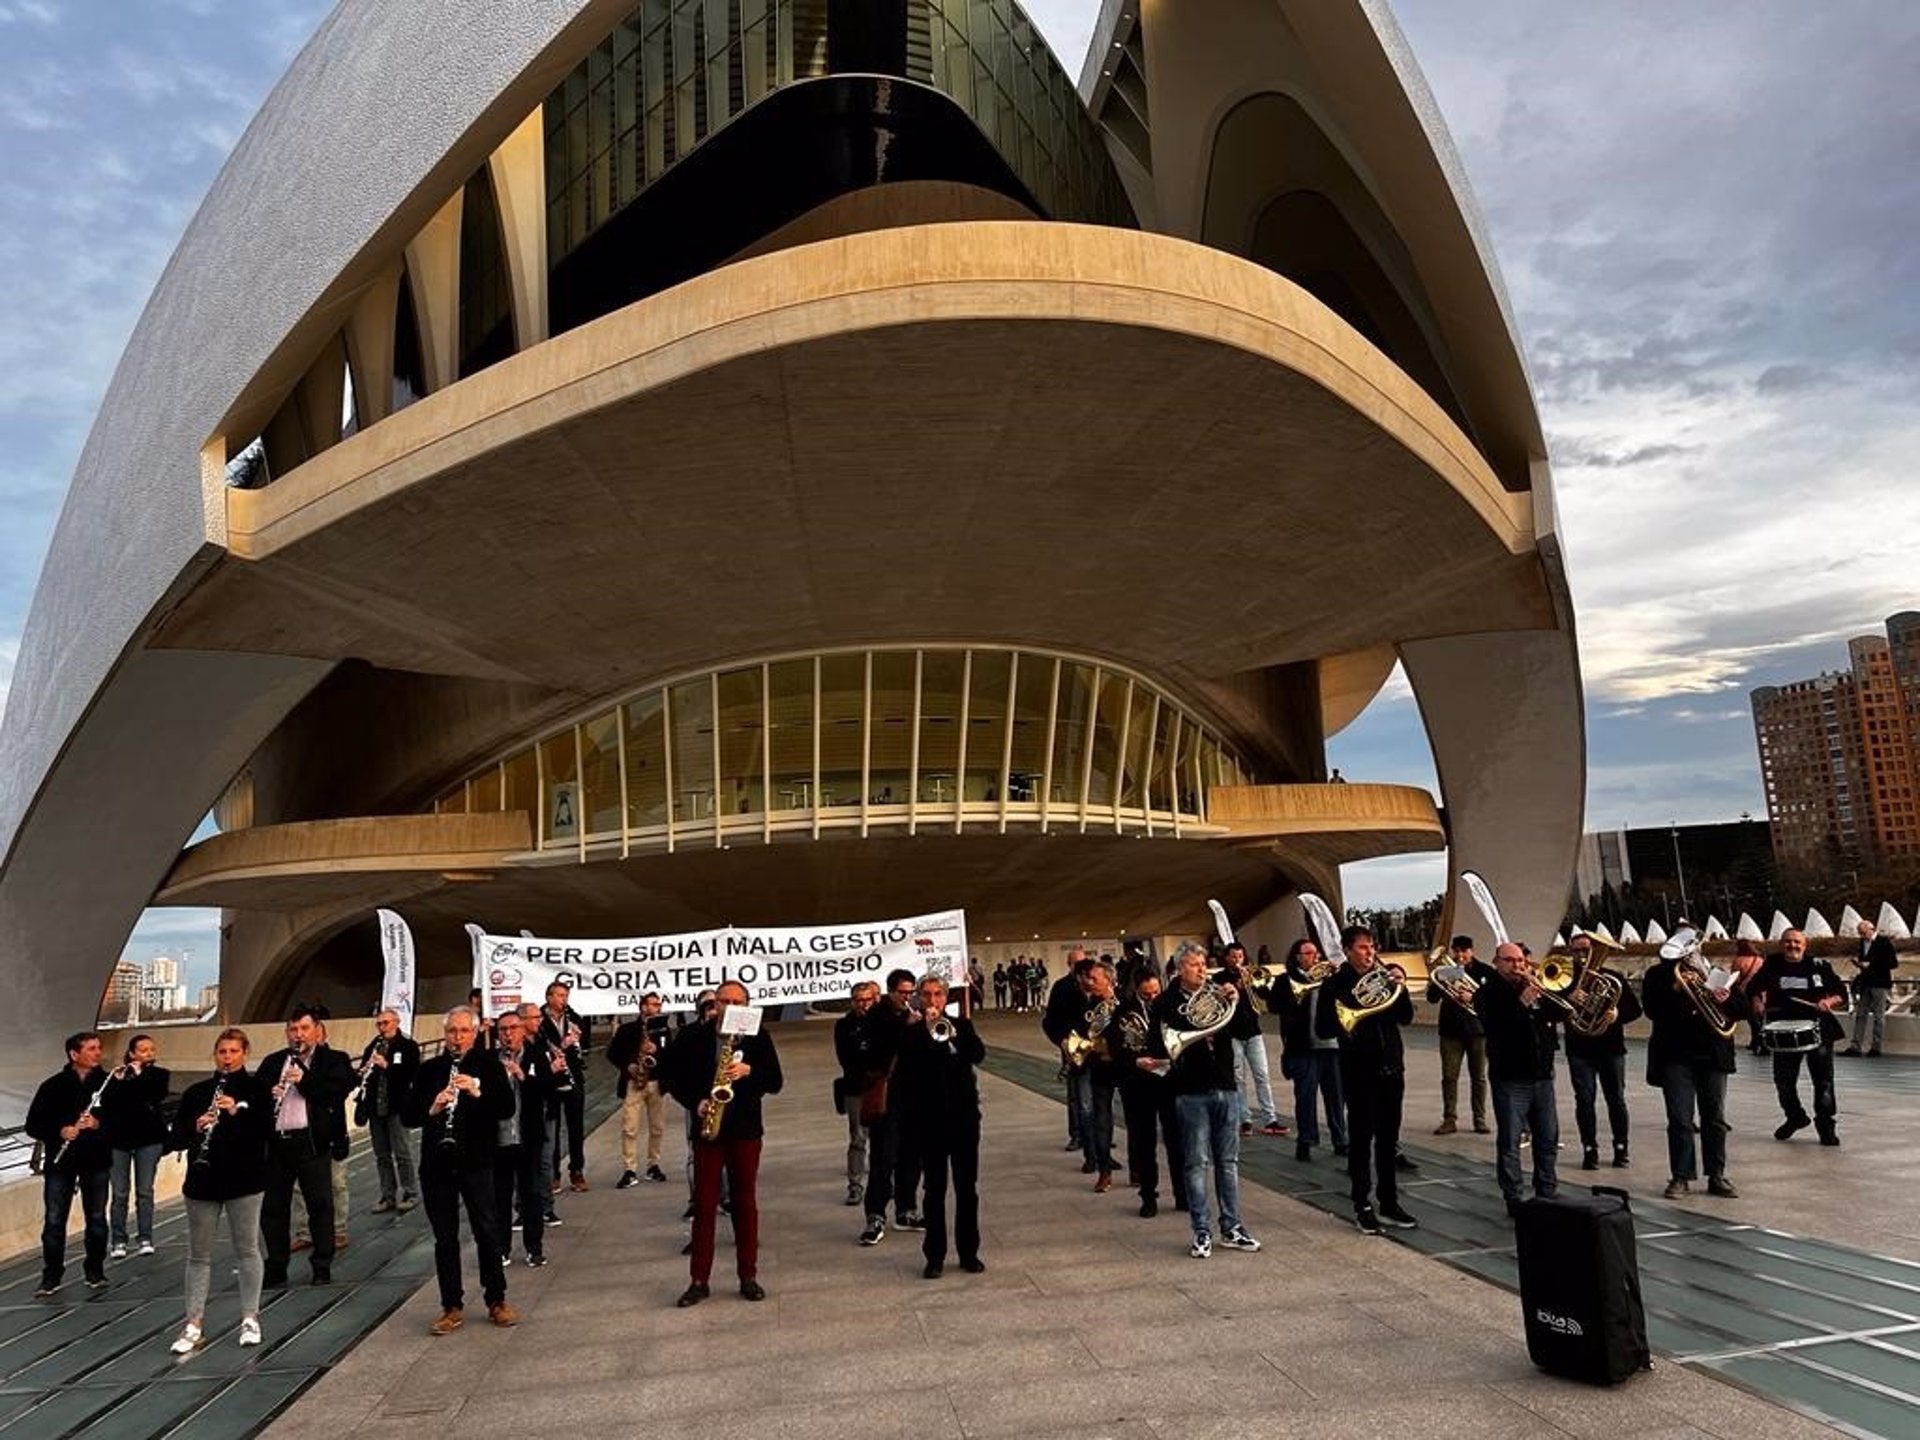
left=404, top=191, right=464, bottom=394
left=486, top=107, right=549, bottom=351
left=343, top=263, right=404, bottom=427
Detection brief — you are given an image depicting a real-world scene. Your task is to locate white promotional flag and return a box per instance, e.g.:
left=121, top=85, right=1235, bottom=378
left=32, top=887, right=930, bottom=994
left=475, top=908, right=970, bottom=1017
left=464, top=923, right=487, bottom=1004
left=375, top=908, right=417, bottom=1030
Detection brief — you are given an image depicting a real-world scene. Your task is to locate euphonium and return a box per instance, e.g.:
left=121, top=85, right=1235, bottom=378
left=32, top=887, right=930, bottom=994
left=701, top=1034, right=737, bottom=1141
left=1160, top=982, right=1236, bottom=1062
left=1429, top=960, right=1481, bottom=1010
left=1335, top=965, right=1406, bottom=1033
left=1539, top=948, right=1627, bottom=1037
left=1660, top=929, right=1736, bottom=1040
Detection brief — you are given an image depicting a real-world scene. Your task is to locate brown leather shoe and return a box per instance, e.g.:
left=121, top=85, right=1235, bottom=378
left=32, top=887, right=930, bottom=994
left=429, top=1307, right=463, bottom=1336
left=1432, top=1119, right=1457, bottom=1136
left=569, top=1173, right=590, bottom=1193
left=1093, top=1172, right=1113, bottom=1193
left=488, top=1302, right=519, bottom=1327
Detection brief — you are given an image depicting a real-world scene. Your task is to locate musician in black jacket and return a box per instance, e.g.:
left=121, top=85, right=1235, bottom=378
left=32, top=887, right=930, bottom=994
left=405, top=1007, right=517, bottom=1333
left=1113, top=969, right=1186, bottom=1218
left=102, top=1032, right=170, bottom=1258
left=660, top=980, right=783, bottom=1306
left=1561, top=935, right=1643, bottom=1170
left=1475, top=943, right=1562, bottom=1217
left=1752, top=929, right=1847, bottom=1145
left=538, top=981, right=591, bottom=1192
left=1040, top=951, right=1092, bottom=1155
left=1153, top=941, right=1261, bottom=1258
left=1315, top=926, right=1416, bottom=1235
left=1072, top=961, right=1124, bottom=1191
left=25, top=1030, right=113, bottom=1296
left=1643, top=947, right=1741, bottom=1199
left=356, top=1009, right=421, bottom=1214
left=1274, top=937, right=1346, bottom=1163
left=1843, top=919, right=1899, bottom=1056
left=858, top=969, right=920, bottom=1245
left=896, top=974, right=988, bottom=1278
left=259, top=1006, right=354, bottom=1287
left=168, top=1028, right=272, bottom=1353
left=490, top=1008, right=550, bottom=1267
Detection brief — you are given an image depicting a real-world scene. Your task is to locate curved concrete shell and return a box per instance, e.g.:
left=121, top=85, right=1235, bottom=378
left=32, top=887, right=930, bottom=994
left=0, top=0, right=1583, bottom=1104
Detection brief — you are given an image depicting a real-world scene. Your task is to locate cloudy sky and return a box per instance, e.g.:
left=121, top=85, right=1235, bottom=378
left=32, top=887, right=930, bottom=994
left=1, top=1, right=1915, bottom=977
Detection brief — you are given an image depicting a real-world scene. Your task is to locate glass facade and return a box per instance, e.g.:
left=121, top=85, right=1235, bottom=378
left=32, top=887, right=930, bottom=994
left=432, top=645, right=1249, bottom=855
left=544, top=0, right=1132, bottom=269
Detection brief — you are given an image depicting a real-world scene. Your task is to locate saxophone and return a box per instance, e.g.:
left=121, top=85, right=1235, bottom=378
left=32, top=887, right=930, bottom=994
left=700, top=1034, right=737, bottom=1142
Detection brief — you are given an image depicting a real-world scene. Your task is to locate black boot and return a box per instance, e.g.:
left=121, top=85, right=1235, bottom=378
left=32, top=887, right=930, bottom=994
left=1612, top=1143, right=1630, bottom=1169
left=1581, top=1146, right=1599, bottom=1171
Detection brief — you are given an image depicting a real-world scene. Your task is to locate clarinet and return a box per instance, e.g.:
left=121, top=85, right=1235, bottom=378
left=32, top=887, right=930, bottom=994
left=440, top=1053, right=474, bottom=1150
left=51, top=1070, right=115, bottom=1168
left=193, top=1072, right=248, bottom=1169
left=271, top=1045, right=310, bottom=1126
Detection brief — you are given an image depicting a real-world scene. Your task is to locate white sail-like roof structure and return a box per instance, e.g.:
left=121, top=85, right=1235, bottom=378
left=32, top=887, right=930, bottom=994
left=1704, top=915, right=1730, bottom=940
left=1768, top=910, right=1793, bottom=941
left=1736, top=913, right=1765, bottom=941
left=1804, top=909, right=1835, bottom=939
left=1877, top=902, right=1911, bottom=940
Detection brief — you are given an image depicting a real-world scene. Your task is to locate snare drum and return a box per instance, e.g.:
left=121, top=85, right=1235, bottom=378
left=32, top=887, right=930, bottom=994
left=1762, top=1018, right=1821, bottom=1054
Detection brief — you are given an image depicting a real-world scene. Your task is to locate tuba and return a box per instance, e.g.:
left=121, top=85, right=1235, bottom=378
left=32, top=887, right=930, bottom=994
left=1660, top=929, right=1736, bottom=1040
left=1160, top=982, right=1236, bottom=1063
left=1335, top=964, right=1407, bottom=1033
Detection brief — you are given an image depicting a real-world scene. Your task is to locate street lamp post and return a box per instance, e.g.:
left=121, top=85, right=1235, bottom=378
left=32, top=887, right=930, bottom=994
left=1671, top=821, right=1691, bottom=918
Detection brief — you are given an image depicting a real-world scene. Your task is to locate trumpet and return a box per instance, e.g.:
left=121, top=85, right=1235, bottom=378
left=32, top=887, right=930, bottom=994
left=928, top=1014, right=956, bottom=1045
left=701, top=1034, right=737, bottom=1142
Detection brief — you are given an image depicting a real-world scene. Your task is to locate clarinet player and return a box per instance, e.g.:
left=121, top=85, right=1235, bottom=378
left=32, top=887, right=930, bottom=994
left=168, top=1028, right=271, bottom=1352
left=406, top=1007, right=516, bottom=1335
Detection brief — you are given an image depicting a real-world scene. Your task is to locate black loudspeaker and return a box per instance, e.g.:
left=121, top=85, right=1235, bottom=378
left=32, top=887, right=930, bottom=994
left=1515, top=1186, right=1652, bottom=1385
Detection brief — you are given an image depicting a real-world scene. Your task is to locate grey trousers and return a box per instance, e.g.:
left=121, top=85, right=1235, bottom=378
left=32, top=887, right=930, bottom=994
left=185, top=1193, right=264, bottom=1322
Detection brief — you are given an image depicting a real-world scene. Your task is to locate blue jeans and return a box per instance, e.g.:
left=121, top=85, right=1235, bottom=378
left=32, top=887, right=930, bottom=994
left=1492, top=1075, right=1559, bottom=1203
left=109, top=1142, right=163, bottom=1246
left=1282, top=1049, right=1347, bottom=1147
left=42, top=1167, right=109, bottom=1285
left=1174, top=1090, right=1241, bottom=1240
left=1076, top=1069, right=1117, bottom=1174
left=1658, top=1060, right=1728, bottom=1182
left=1232, top=1035, right=1280, bottom=1127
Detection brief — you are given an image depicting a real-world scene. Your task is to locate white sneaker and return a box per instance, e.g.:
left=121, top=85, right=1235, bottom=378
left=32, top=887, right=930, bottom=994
left=1223, top=1226, right=1262, bottom=1252
left=1189, top=1232, right=1213, bottom=1259
left=171, top=1323, right=204, bottom=1355
left=138, top=1241, right=155, bottom=1257
left=110, top=1244, right=128, bottom=1259
left=239, top=1318, right=262, bottom=1347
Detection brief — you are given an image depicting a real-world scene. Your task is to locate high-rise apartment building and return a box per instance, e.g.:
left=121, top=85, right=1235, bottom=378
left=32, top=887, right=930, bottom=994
left=1752, top=613, right=1920, bottom=867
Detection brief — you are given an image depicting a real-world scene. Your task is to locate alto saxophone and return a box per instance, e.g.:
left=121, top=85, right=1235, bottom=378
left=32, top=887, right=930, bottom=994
left=701, top=1034, right=737, bottom=1142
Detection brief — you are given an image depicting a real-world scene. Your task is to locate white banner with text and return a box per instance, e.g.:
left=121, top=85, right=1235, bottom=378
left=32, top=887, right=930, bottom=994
left=473, top=908, right=969, bottom=1017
